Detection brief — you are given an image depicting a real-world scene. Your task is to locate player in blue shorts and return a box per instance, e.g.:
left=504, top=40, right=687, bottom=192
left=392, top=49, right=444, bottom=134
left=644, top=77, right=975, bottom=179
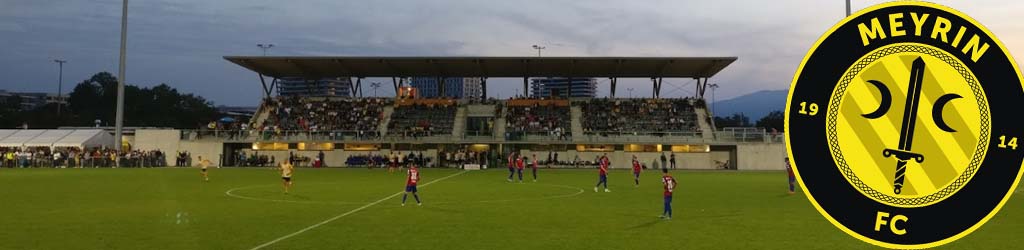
left=632, top=155, right=642, bottom=187
left=507, top=152, right=516, bottom=182
left=594, top=154, right=610, bottom=192
left=402, top=165, right=422, bottom=206
left=516, top=155, right=525, bottom=183
left=661, top=168, right=677, bottom=219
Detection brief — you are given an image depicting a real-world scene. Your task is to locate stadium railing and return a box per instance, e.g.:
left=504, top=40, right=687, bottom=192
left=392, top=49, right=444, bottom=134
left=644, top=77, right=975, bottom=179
left=179, top=129, right=780, bottom=144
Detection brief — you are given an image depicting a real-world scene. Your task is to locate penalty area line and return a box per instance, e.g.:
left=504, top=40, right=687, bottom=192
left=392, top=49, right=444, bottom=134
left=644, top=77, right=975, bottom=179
left=248, top=170, right=467, bottom=250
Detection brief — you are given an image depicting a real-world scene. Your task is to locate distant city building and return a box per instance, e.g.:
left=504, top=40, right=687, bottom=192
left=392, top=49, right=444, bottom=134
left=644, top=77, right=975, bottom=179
left=462, top=77, right=483, bottom=99
left=530, top=77, right=597, bottom=98
left=409, top=77, right=482, bottom=99
left=0, top=90, right=66, bottom=111
left=276, top=77, right=352, bottom=97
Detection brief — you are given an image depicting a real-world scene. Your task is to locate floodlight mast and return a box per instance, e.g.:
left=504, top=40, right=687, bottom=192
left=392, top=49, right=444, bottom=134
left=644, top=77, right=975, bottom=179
left=532, top=45, right=546, bottom=57
left=258, top=44, right=275, bottom=56
left=114, top=0, right=128, bottom=167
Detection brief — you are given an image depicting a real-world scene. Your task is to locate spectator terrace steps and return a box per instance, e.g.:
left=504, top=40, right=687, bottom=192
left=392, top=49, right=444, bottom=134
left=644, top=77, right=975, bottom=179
left=376, top=106, right=391, bottom=135
left=694, top=106, right=715, bottom=140
left=570, top=106, right=584, bottom=140
left=452, top=107, right=467, bottom=137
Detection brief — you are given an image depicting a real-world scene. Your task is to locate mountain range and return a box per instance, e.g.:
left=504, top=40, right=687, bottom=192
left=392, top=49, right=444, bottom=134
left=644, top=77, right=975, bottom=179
left=709, top=89, right=788, bottom=120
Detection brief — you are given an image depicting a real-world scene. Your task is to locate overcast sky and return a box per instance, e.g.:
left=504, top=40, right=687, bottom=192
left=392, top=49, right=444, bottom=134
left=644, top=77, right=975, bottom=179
left=1, top=0, right=1022, bottom=106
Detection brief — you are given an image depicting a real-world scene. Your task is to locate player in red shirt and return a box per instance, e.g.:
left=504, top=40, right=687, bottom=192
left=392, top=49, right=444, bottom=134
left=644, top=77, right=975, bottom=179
left=786, top=157, right=796, bottom=194
left=632, top=155, right=642, bottom=187
left=530, top=154, right=539, bottom=182
left=507, top=152, right=516, bottom=182
left=515, top=155, right=525, bottom=183
left=402, top=164, right=422, bottom=206
left=660, top=168, right=677, bottom=219
left=594, top=154, right=610, bottom=192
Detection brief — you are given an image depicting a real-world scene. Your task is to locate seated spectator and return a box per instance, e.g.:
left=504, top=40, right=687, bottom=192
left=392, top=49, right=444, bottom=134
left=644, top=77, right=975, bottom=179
left=261, top=96, right=388, bottom=138
left=388, top=100, right=456, bottom=137
left=504, top=97, right=570, bottom=140
left=580, top=98, right=701, bottom=135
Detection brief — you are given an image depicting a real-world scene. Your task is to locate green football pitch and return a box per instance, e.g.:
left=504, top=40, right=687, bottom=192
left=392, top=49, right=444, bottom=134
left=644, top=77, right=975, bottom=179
left=0, top=168, right=1019, bottom=249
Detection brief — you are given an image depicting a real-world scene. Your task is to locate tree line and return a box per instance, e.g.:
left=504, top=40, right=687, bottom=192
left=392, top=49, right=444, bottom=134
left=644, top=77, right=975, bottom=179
left=714, top=110, right=784, bottom=132
left=0, top=72, right=219, bottom=129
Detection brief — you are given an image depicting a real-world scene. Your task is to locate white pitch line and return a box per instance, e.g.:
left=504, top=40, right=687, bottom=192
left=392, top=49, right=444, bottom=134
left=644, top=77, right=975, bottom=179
left=248, top=170, right=467, bottom=250
left=226, top=184, right=371, bottom=205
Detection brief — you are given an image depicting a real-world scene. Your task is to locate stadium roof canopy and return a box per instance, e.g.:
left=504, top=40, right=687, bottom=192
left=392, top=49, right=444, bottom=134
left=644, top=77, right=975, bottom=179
left=223, top=56, right=737, bottom=98
left=224, top=56, right=736, bottom=78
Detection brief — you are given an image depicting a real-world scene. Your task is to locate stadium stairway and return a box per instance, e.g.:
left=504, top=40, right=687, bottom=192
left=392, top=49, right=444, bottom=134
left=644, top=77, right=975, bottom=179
left=570, top=106, right=584, bottom=139
left=379, top=105, right=394, bottom=136
left=694, top=106, right=715, bottom=140
left=250, top=104, right=270, bottom=129
left=494, top=105, right=507, bottom=139
left=452, top=106, right=467, bottom=137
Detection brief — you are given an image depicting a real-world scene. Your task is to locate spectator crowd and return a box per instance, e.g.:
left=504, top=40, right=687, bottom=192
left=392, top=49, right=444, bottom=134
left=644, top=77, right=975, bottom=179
left=1, top=148, right=167, bottom=168
left=388, top=102, right=456, bottom=138
left=580, top=98, right=701, bottom=135
left=504, top=98, right=570, bottom=140
left=258, top=96, right=387, bottom=139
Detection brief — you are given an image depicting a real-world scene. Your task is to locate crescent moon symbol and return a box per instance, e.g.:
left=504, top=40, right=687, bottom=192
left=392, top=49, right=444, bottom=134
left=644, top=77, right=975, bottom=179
left=933, top=93, right=962, bottom=132
left=862, top=80, right=891, bottom=119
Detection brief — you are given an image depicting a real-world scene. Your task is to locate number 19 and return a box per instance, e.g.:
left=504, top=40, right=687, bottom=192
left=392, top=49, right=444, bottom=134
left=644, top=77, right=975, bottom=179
left=799, top=102, right=819, bottom=116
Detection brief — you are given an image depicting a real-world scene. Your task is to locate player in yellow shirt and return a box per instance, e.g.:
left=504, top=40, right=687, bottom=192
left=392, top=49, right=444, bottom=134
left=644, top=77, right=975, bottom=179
left=280, top=160, right=294, bottom=194
left=198, top=156, right=212, bottom=181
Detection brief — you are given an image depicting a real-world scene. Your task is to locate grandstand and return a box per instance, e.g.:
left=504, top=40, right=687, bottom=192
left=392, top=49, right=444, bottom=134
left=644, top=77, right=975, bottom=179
left=106, top=56, right=781, bottom=171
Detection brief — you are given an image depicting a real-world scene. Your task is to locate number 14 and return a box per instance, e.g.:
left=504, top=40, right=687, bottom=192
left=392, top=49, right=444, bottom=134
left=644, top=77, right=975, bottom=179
left=998, top=135, right=1018, bottom=150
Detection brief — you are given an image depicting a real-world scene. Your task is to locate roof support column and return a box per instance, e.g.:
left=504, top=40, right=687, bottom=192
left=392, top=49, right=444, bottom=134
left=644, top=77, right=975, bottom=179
left=481, top=77, right=488, bottom=100
left=609, top=77, right=617, bottom=98
left=650, top=78, right=658, bottom=98
left=695, top=77, right=708, bottom=98
left=566, top=77, right=573, bottom=98
left=352, top=77, right=362, bottom=97
left=392, top=77, right=399, bottom=95
left=258, top=73, right=272, bottom=97
left=437, top=77, right=446, bottom=98
left=523, top=77, right=529, bottom=97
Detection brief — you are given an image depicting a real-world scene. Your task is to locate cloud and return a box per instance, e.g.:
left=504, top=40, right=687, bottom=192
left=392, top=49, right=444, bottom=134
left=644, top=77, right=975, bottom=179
left=0, top=0, right=1022, bottom=106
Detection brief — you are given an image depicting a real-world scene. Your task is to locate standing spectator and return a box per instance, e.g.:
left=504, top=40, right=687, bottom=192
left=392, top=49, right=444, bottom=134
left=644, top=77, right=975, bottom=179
left=547, top=152, right=553, bottom=168
left=397, top=152, right=405, bottom=168
left=53, top=151, right=62, bottom=168
left=531, top=154, right=539, bottom=182
left=670, top=153, right=677, bottom=170
left=318, top=151, right=326, bottom=168
left=660, top=152, right=668, bottom=171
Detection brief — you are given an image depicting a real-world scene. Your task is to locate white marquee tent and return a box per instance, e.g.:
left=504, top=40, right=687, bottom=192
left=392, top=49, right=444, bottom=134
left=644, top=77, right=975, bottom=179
left=53, top=130, right=114, bottom=149
left=0, top=129, right=114, bottom=149
left=0, top=129, right=47, bottom=148
left=23, top=130, right=75, bottom=147
left=0, top=130, right=18, bottom=141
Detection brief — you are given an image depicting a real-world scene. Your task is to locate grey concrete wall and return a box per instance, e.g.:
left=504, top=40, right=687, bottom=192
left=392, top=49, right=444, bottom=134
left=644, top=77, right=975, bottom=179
left=736, top=143, right=788, bottom=170
left=180, top=141, right=225, bottom=167
left=235, top=149, right=441, bottom=168
left=516, top=150, right=714, bottom=170
left=133, top=129, right=181, bottom=166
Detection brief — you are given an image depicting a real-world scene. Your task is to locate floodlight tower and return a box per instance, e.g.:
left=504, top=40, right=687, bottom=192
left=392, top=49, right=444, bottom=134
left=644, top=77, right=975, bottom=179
left=532, top=45, right=546, bottom=57
left=257, top=44, right=275, bottom=56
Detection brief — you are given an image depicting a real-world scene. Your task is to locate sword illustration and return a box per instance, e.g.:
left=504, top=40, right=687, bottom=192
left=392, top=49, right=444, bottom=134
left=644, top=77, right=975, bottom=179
left=882, top=57, right=927, bottom=195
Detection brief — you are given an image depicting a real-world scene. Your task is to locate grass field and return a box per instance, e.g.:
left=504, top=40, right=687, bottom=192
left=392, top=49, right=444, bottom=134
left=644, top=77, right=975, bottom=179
left=0, top=167, right=1020, bottom=249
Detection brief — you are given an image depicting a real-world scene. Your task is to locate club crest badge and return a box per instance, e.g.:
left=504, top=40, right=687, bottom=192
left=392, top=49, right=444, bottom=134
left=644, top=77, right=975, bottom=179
left=785, top=2, right=1024, bottom=248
